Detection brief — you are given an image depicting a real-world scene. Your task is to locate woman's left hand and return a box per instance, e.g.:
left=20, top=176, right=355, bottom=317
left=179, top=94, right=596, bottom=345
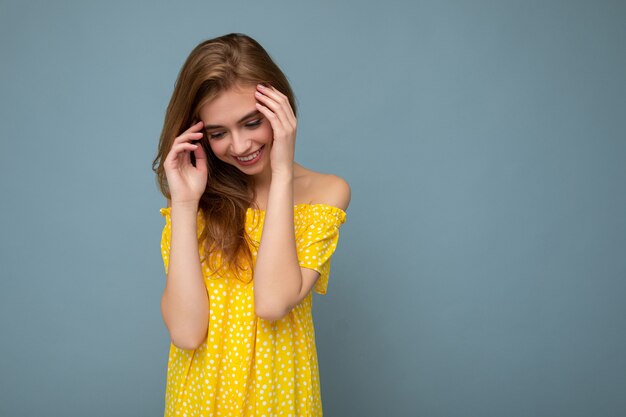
left=254, top=84, right=297, bottom=178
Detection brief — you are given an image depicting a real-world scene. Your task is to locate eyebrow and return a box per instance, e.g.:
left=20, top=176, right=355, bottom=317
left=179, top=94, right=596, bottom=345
left=204, top=110, right=261, bottom=130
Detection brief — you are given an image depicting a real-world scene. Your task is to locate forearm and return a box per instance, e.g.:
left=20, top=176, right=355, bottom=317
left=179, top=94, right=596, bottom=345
left=161, top=203, right=209, bottom=350
left=253, top=174, right=302, bottom=320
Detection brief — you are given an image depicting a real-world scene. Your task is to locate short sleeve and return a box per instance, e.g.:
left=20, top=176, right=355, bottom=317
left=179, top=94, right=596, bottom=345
left=296, top=205, right=347, bottom=295
left=159, top=208, right=172, bottom=274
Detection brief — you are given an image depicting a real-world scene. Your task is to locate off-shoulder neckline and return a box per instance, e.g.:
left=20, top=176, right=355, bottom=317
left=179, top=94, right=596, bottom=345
left=247, top=203, right=346, bottom=216
left=160, top=203, right=346, bottom=216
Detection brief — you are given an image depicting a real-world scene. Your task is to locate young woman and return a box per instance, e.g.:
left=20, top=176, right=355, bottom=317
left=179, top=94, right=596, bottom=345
left=152, top=33, right=351, bottom=416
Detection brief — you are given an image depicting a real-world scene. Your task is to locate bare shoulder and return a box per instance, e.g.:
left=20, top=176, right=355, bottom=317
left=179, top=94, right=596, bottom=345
left=296, top=165, right=351, bottom=212
left=320, top=173, right=351, bottom=211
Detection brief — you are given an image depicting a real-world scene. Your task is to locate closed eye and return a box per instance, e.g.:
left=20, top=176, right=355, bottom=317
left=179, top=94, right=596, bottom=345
left=245, top=119, right=262, bottom=128
left=207, top=119, right=262, bottom=140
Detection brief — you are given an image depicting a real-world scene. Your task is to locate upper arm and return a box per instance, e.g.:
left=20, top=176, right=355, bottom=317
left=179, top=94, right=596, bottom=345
left=291, top=267, right=324, bottom=307
left=288, top=175, right=351, bottom=309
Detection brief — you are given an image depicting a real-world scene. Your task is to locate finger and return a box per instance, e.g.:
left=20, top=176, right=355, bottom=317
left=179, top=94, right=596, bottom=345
left=173, top=142, right=200, bottom=153
left=181, top=120, right=204, bottom=134
left=259, top=84, right=295, bottom=120
left=255, top=101, right=285, bottom=133
left=174, top=131, right=203, bottom=145
left=181, top=142, right=200, bottom=168
left=193, top=142, right=207, bottom=162
left=193, top=146, right=208, bottom=173
left=172, top=121, right=204, bottom=146
left=255, top=91, right=292, bottom=129
left=256, top=86, right=296, bottom=127
left=166, top=142, right=199, bottom=163
left=268, top=86, right=293, bottom=116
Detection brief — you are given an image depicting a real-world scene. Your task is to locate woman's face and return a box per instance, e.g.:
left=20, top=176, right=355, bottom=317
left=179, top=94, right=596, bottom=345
left=198, top=83, right=273, bottom=176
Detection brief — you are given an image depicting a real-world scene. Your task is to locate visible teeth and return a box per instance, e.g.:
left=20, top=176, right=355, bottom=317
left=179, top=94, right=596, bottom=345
left=236, top=148, right=261, bottom=161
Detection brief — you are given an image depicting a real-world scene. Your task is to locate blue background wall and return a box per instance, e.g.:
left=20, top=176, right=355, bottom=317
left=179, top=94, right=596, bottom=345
left=1, top=0, right=625, bottom=416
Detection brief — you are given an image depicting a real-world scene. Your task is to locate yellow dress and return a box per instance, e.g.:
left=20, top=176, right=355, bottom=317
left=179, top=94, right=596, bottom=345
left=159, top=203, right=347, bottom=417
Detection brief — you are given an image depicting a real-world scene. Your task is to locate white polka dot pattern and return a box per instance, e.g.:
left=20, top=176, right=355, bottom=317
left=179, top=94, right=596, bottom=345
left=293, top=204, right=346, bottom=295
left=158, top=203, right=347, bottom=416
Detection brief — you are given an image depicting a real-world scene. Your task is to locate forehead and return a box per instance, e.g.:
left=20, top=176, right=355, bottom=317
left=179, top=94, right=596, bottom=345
left=199, top=84, right=257, bottom=124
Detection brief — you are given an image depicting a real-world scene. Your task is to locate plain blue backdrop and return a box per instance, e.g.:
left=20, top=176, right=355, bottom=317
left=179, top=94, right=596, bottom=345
left=1, top=0, right=625, bottom=416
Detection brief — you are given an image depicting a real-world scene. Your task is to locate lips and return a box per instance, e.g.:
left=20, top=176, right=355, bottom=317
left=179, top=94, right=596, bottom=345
left=233, top=145, right=264, bottom=165
left=234, top=145, right=264, bottom=159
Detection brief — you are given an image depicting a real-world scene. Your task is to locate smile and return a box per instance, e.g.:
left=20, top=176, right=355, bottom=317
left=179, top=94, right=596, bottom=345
left=234, top=145, right=264, bottom=165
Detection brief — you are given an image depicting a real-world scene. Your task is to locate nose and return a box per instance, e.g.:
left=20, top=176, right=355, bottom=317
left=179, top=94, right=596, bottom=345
left=230, top=130, right=253, bottom=156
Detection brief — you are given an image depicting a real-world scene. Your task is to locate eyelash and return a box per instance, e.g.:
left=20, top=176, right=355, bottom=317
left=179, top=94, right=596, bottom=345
left=208, top=119, right=262, bottom=140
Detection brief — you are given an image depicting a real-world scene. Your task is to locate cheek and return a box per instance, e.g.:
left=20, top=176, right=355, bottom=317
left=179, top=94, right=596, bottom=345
left=208, top=141, right=224, bottom=153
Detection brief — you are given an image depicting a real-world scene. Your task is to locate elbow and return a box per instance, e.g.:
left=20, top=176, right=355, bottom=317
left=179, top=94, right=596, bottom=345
left=170, top=332, right=206, bottom=351
left=161, top=297, right=208, bottom=350
left=255, top=303, right=289, bottom=322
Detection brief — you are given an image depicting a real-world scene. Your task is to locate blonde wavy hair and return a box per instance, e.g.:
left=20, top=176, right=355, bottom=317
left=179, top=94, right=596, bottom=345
left=151, top=33, right=298, bottom=281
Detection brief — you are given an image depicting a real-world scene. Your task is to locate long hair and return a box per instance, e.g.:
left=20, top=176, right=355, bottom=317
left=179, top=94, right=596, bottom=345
left=152, top=33, right=298, bottom=281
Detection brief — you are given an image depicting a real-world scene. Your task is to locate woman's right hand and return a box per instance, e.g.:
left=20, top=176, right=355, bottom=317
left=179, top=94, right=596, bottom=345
left=163, top=121, right=208, bottom=206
